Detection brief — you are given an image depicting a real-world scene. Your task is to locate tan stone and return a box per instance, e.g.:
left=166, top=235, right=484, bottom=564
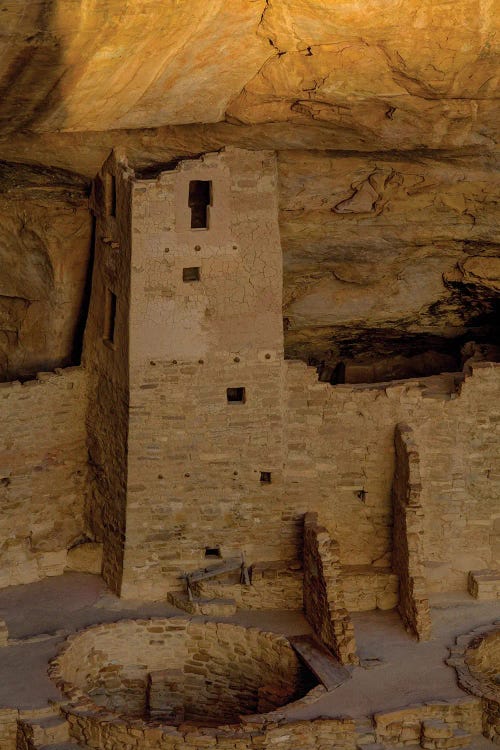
left=65, top=542, right=103, bottom=575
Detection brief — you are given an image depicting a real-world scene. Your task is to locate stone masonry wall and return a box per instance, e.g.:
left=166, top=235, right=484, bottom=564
left=374, top=697, right=483, bottom=746
left=303, top=512, right=358, bottom=664
left=0, top=709, right=17, bottom=750
left=83, top=149, right=134, bottom=594
left=85, top=147, right=500, bottom=601
left=193, top=560, right=304, bottom=610
left=0, top=367, right=88, bottom=588
left=122, top=149, right=286, bottom=598
left=284, top=361, right=500, bottom=596
left=450, top=624, right=500, bottom=743
left=392, top=423, right=431, bottom=640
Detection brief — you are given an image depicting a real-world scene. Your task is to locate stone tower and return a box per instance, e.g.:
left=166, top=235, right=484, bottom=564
left=84, top=148, right=286, bottom=598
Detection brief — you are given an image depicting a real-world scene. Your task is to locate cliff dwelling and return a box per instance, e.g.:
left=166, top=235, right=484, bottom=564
left=0, top=2, right=499, bottom=750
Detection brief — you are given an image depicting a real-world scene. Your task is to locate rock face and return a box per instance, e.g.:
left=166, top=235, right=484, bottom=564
left=0, top=0, right=498, bottom=378
left=0, top=0, right=497, bottom=149
left=279, top=151, right=500, bottom=366
left=0, top=163, right=91, bottom=380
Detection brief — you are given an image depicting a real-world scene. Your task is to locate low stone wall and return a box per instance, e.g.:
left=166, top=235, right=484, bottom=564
left=341, top=566, right=398, bottom=611
left=303, top=512, right=358, bottom=665
left=64, top=713, right=357, bottom=750
left=392, top=423, right=431, bottom=640
left=192, top=560, right=303, bottom=610
left=448, top=623, right=500, bottom=743
left=374, top=697, right=483, bottom=745
left=0, top=367, right=89, bottom=589
left=468, top=569, right=500, bottom=600
left=0, top=709, right=17, bottom=750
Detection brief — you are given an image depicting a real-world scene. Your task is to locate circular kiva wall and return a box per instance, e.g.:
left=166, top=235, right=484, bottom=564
left=49, top=618, right=313, bottom=728
left=465, top=629, right=500, bottom=685
left=451, top=624, right=500, bottom=743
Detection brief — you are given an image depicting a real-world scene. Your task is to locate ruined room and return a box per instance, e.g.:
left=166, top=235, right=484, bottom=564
left=0, top=2, right=499, bottom=749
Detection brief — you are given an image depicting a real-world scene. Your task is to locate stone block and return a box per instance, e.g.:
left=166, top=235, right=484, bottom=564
left=468, top=569, right=500, bottom=600
left=65, top=542, right=103, bottom=575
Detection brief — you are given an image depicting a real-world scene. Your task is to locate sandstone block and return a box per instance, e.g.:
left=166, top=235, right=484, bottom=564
left=65, top=542, right=103, bottom=575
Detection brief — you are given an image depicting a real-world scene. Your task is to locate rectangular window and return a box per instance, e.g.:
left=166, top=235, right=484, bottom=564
left=227, top=387, right=246, bottom=403
left=105, top=173, right=116, bottom=217
left=183, top=267, right=200, bottom=282
left=205, top=547, right=221, bottom=559
left=103, top=289, right=117, bottom=345
left=260, top=471, right=272, bottom=483
left=188, top=180, right=211, bottom=229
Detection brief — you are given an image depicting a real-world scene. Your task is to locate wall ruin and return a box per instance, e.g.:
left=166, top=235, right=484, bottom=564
left=392, top=423, right=431, bottom=640
left=0, top=367, right=88, bottom=587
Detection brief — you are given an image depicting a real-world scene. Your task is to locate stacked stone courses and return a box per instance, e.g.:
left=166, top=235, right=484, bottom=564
left=0, top=147, right=498, bottom=618
left=0, top=367, right=88, bottom=587
left=448, top=623, right=500, bottom=743
left=303, top=512, right=358, bottom=664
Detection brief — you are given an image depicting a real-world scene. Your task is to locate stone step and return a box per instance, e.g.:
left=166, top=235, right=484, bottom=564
left=37, top=744, right=87, bottom=750
left=467, top=569, right=500, bottom=600
left=167, top=590, right=237, bottom=616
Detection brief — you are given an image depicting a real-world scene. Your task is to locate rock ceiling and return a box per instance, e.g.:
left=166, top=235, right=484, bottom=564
left=0, top=0, right=498, bottom=379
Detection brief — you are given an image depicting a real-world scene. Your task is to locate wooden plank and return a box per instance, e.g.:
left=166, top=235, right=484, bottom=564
left=185, top=557, right=242, bottom=584
left=289, top=635, right=350, bottom=691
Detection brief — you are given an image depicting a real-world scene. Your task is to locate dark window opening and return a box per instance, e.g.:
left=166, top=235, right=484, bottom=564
left=183, top=267, right=201, bottom=282
left=205, top=547, right=221, bottom=559
left=106, top=173, right=116, bottom=217
left=227, top=387, right=246, bottom=403
left=103, top=290, right=117, bottom=345
left=260, top=471, right=272, bottom=483
left=188, top=180, right=211, bottom=229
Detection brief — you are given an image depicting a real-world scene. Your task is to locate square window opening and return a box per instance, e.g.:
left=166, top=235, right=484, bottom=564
left=227, top=387, right=246, bottom=403
left=105, top=173, right=117, bottom=217
left=183, top=267, right=201, bottom=283
left=103, top=289, right=117, bottom=345
left=188, top=180, right=212, bottom=229
left=260, top=471, right=272, bottom=483
left=205, top=547, right=221, bottom=559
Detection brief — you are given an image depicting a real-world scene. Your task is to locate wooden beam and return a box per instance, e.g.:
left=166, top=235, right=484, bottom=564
left=289, top=635, right=351, bottom=691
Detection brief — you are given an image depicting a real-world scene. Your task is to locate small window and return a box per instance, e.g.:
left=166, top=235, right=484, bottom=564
left=205, top=546, right=221, bottom=559
left=105, top=173, right=117, bottom=217
left=188, top=180, right=211, bottom=229
left=103, top=289, right=117, bottom=345
left=260, top=471, right=272, bottom=483
left=183, top=267, right=200, bottom=282
left=227, top=387, right=245, bottom=403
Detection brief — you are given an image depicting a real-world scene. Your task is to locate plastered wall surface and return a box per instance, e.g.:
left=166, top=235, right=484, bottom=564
left=0, top=368, right=88, bottom=587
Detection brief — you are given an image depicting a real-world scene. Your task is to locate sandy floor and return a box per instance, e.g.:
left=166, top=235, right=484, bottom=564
left=0, top=573, right=498, bottom=747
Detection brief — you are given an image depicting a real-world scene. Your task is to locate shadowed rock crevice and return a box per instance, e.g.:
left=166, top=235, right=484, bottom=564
left=0, top=161, right=91, bottom=381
